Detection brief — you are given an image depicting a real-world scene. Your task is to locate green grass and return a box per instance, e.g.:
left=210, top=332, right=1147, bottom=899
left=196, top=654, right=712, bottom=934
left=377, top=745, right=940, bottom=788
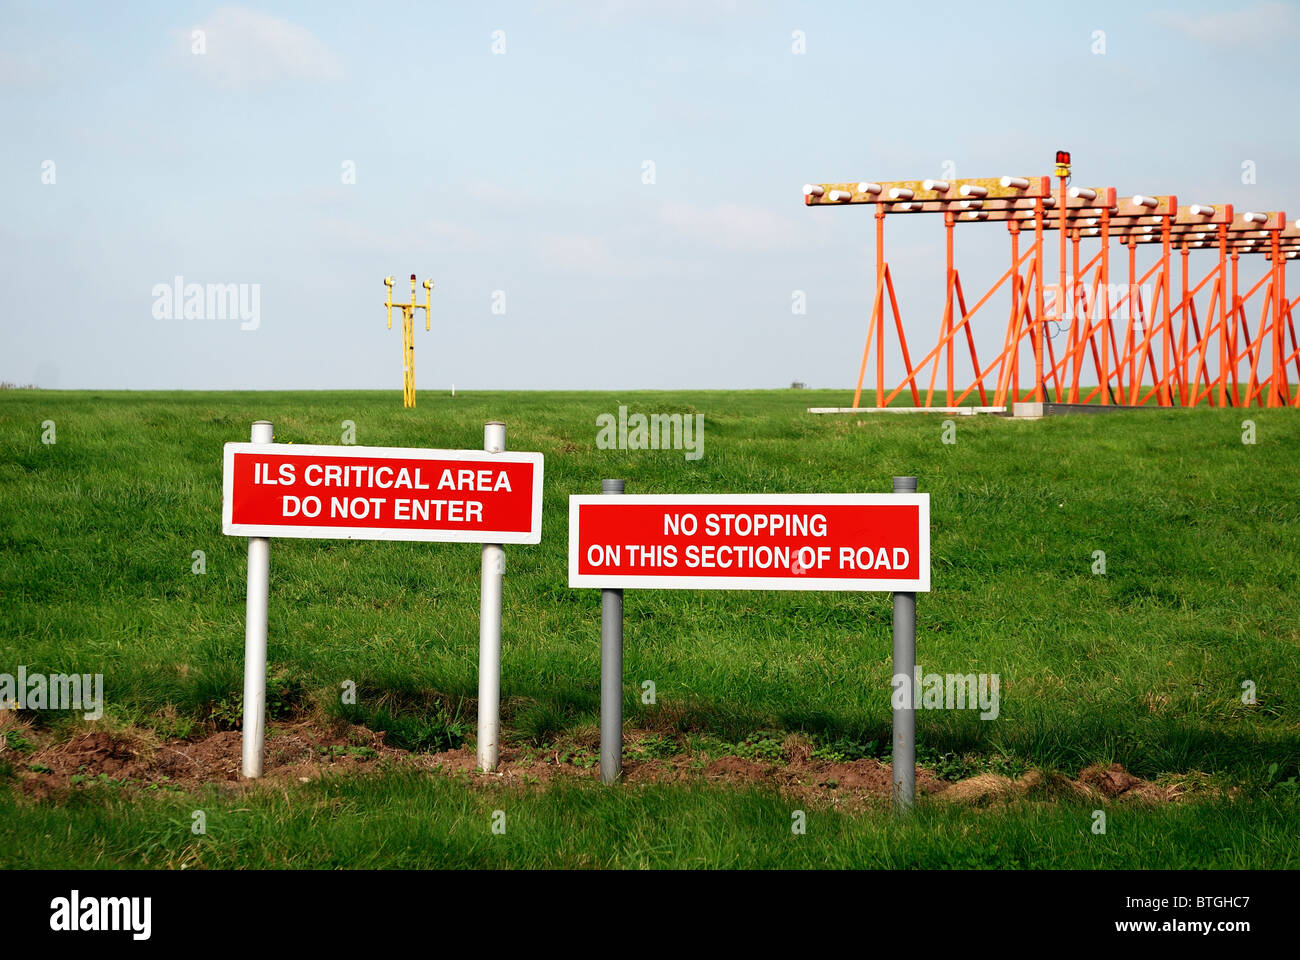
left=2, top=388, right=1299, bottom=868
left=2, top=770, right=1296, bottom=869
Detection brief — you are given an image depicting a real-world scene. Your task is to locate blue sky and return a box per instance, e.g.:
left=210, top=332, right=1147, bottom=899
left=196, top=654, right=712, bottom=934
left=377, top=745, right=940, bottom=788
left=2, top=0, right=1296, bottom=390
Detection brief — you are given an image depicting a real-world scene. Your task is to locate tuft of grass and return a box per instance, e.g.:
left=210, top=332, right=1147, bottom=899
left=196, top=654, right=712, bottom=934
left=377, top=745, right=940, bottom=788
left=731, top=732, right=786, bottom=763
left=811, top=736, right=879, bottom=764
left=208, top=674, right=306, bottom=731
left=512, top=700, right=576, bottom=748
left=2, top=729, right=36, bottom=754
left=627, top=734, right=682, bottom=760
left=331, top=687, right=468, bottom=753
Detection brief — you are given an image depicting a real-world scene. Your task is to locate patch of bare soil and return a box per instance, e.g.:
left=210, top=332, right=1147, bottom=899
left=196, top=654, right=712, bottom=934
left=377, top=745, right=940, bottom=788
left=12, top=720, right=403, bottom=801
left=1073, top=762, right=1179, bottom=803
left=3, top=715, right=1194, bottom=808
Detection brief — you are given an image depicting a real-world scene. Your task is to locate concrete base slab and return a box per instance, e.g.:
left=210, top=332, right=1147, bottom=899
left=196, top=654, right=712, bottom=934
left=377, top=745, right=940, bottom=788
left=1011, top=401, right=1150, bottom=419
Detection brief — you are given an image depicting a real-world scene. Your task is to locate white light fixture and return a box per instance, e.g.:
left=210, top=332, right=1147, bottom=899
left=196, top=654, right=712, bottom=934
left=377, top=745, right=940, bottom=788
left=1132, top=195, right=1159, bottom=209
left=827, top=189, right=853, bottom=202
left=922, top=179, right=951, bottom=192
left=1243, top=211, right=1267, bottom=224
left=1189, top=204, right=1215, bottom=217
left=960, top=199, right=984, bottom=210
left=857, top=182, right=882, bottom=195
left=1000, top=176, right=1030, bottom=189
left=889, top=187, right=914, bottom=200
left=803, top=184, right=825, bottom=197
left=960, top=184, right=988, bottom=198
left=1069, top=187, right=1098, bottom=201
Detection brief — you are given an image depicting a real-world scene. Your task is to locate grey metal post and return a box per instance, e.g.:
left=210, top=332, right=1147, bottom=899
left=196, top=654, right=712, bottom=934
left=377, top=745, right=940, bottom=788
left=599, top=478, right=625, bottom=784
left=477, top=421, right=506, bottom=772
left=892, top=475, right=917, bottom=811
left=241, top=420, right=273, bottom=779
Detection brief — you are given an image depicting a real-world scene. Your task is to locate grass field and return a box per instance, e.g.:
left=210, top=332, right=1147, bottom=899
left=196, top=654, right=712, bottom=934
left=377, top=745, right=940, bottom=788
left=1, top=388, right=1298, bottom=868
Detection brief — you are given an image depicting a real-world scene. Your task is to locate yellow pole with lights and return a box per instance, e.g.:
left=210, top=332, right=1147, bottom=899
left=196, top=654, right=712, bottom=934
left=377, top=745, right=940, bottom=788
left=383, top=273, right=434, bottom=408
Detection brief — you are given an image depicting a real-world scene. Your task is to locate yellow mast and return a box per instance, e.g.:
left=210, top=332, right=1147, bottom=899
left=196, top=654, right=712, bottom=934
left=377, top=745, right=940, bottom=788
left=383, top=273, right=433, bottom=407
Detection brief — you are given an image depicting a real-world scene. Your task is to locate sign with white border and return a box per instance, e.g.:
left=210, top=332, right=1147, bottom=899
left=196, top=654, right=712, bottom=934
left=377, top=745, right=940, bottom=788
left=568, top=493, right=929, bottom=592
left=222, top=442, right=544, bottom=544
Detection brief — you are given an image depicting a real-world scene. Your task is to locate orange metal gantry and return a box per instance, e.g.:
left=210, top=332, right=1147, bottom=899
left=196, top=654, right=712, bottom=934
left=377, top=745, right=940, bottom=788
left=804, top=158, right=1299, bottom=409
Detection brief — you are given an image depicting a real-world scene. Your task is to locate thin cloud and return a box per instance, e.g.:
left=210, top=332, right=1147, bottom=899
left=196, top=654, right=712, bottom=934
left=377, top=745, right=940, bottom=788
left=181, top=6, right=342, bottom=89
left=543, top=0, right=757, bottom=24
left=314, top=216, right=493, bottom=255
left=538, top=232, right=624, bottom=272
left=0, top=51, right=52, bottom=88
left=657, top=201, right=815, bottom=254
left=1152, top=1, right=1299, bottom=50
left=536, top=231, right=684, bottom=278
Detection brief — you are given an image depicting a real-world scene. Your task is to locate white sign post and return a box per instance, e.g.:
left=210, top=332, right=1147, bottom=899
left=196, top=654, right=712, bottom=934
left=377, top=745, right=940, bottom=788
left=223, top=421, right=544, bottom=777
left=477, top=421, right=506, bottom=772
left=241, top=420, right=273, bottom=778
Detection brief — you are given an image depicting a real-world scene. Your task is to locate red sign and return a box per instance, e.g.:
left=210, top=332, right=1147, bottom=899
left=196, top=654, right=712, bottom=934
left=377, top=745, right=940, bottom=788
left=222, top=443, right=543, bottom=544
left=568, top=494, right=929, bottom=591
